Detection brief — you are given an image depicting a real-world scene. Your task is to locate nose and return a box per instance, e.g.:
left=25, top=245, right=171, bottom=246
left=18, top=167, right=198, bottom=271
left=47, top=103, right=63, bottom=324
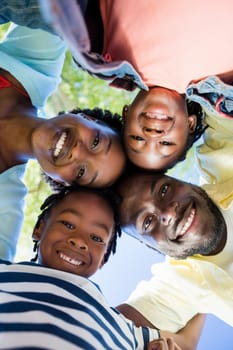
left=143, top=126, right=165, bottom=137
left=160, top=202, right=178, bottom=226
left=142, top=117, right=174, bottom=137
left=69, top=141, right=86, bottom=161
left=68, top=236, right=88, bottom=250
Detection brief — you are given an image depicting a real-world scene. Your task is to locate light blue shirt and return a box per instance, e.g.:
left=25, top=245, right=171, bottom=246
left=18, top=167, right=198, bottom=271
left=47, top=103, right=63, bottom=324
left=0, top=24, right=66, bottom=260
left=0, top=24, right=66, bottom=107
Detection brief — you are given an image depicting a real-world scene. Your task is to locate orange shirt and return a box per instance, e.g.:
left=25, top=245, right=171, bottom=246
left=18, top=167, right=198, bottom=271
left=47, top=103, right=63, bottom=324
left=100, top=0, right=233, bottom=93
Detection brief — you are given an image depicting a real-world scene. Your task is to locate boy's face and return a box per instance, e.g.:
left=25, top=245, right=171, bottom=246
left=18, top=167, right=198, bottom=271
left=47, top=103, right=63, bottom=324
left=123, top=87, right=196, bottom=170
left=33, top=191, right=114, bottom=277
left=31, top=113, right=126, bottom=187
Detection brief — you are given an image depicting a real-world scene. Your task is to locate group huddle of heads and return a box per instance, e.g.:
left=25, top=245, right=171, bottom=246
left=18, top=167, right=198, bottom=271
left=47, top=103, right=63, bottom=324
left=42, top=86, right=206, bottom=192
left=34, top=85, right=224, bottom=277
left=33, top=169, right=226, bottom=280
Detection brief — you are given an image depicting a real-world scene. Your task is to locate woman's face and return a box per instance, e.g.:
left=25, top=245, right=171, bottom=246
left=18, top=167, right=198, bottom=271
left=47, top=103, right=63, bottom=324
left=31, top=113, right=126, bottom=187
left=123, top=87, right=196, bottom=170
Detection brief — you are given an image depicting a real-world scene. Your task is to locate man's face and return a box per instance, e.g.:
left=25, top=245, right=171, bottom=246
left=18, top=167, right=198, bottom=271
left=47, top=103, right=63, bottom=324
left=118, top=174, right=226, bottom=259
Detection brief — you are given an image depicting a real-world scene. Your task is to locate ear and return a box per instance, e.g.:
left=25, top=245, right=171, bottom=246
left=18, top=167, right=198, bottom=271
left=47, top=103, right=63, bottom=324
left=188, top=114, right=197, bottom=134
left=32, top=219, right=45, bottom=241
left=122, top=105, right=129, bottom=122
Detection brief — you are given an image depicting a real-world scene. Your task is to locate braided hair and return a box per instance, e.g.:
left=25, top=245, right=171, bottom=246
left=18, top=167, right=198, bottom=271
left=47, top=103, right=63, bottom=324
left=32, top=185, right=122, bottom=264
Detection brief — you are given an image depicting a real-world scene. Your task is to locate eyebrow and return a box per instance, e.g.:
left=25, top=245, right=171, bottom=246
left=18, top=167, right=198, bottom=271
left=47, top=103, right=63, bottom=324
left=86, top=138, right=112, bottom=186
left=129, top=146, right=175, bottom=159
left=60, top=208, right=110, bottom=234
left=150, top=179, right=158, bottom=195
left=105, top=138, right=112, bottom=154
left=130, top=147, right=142, bottom=154
left=131, top=206, right=148, bottom=226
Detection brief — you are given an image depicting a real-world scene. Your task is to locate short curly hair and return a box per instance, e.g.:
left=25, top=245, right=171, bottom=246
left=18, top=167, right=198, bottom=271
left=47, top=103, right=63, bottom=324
left=43, top=107, right=123, bottom=191
left=32, top=185, right=122, bottom=264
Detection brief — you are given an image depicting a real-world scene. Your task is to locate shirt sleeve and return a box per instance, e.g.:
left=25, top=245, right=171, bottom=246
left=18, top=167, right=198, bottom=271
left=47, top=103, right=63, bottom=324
left=0, top=165, right=27, bottom=261
left=0, top=23, right=66, bottom=107
left=124, top=259, right=204, bottom=333
left=186, top=76, right=233, bottom=205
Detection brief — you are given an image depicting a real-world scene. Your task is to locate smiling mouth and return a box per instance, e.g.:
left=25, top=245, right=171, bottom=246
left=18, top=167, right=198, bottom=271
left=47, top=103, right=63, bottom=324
left=142, top=112, right=173, bottom=121
left=54, top=131, right=67, bottom=158
left=59, top=252, right=83, bottom=266
left=175, top=207, right=196, bottom=239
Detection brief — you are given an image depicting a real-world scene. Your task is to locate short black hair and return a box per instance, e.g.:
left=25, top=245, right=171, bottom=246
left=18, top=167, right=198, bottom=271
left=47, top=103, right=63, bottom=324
left=32, top=185, right=122, bottom=264
left=43, top=107, right=123, bottom=191
left=186, top=99, right=207, bottom=146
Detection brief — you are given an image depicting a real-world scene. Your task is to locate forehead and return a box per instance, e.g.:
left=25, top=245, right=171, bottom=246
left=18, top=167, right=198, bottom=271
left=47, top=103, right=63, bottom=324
left=119, top=174, right=164, bottom=196
left=119, top=174, right=192, bottom=218
left=51, top=191, right=114, bottom=218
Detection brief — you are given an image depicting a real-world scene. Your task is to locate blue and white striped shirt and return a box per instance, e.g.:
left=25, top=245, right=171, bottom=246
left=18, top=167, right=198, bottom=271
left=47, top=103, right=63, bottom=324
left=0, top=260, right=159, bottom=349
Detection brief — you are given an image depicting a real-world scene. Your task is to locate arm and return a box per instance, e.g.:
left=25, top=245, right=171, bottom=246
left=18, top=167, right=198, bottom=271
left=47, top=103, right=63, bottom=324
left=147, top=337, right=182, bottom=350
left=117, top=304, right=205, bottom=350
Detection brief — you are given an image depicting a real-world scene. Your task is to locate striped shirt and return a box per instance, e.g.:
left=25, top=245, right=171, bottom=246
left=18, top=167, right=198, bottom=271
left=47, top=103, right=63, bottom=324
left=0, top=260, right=159, bottom=349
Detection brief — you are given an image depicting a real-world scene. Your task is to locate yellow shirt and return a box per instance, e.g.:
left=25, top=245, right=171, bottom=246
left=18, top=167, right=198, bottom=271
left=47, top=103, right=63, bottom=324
left=197, top=95, right=233, bottom=209
left=126, top=203, right=233, bottom=332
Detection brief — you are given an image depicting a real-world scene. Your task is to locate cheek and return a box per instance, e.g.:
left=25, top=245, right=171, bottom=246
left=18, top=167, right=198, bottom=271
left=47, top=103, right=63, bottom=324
left=124, top=113, right=140, bottom=133
left=46, top=167, right=76, bottom=184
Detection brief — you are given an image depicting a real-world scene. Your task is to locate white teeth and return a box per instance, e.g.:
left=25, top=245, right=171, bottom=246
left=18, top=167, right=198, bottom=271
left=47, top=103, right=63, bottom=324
left=54, top=132, right=67, bottom=157
left=59, top=252, right=83, bottom=266
left=179, top=208, right=195, bottom=237
left=144, top=112, right=170, bottom=120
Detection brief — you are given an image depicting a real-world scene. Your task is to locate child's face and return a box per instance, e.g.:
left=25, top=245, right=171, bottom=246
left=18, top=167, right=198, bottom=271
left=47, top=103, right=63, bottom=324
left=123, top=87, right=196, bottom=170
left=33, top=191, right=114, bottom=277
left=31, top=113, right=126, bottom=187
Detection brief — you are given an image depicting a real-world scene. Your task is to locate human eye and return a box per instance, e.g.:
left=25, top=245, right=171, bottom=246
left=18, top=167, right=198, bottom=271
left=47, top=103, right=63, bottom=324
left=90, top=233, right=105, bottom=244
left=130, top=135, right=145, bottom=141
left=77, top=165, right=85, bottom=180
left=91, top=131, right=100, bottom=150
left=160, top=141, right=174, bottom=146
left=159, top=183, right=169, bottom=198
left=142, top=214, right=155, bottom=233
left=60, top=220, right=75, bottom=229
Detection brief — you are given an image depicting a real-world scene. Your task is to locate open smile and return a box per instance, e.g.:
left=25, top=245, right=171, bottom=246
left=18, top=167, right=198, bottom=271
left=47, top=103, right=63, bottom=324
left=175, top=204, right=196, bottom=240
left=51, top=129, right=76, bottom=163
left=54, top=132, right=67, bottom=158
left=58, top=251, right=84, bottom=266
left=142, top=111, right=173, bottom=121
